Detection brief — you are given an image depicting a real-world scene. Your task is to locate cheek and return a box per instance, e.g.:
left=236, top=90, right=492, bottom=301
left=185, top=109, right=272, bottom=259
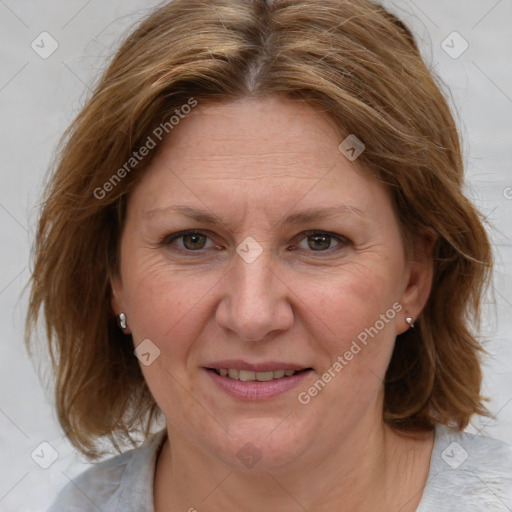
left=295, top=260, right=402, bottom=407
left=119, top=264, right=244, bottom=455
left=121, top=258, right=222, bottom=417
left=291, top=271, right=400, bottom=433
left=120, top=253, right=222, bottom=351
left=302, top=260, right=400, bottom=341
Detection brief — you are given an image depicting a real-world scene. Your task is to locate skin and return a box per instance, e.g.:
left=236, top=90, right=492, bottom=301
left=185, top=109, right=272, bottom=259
left=111, top=95, right=436, bottom=511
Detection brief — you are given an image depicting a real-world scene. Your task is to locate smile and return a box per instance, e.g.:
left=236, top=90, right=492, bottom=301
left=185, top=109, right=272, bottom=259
left=213, top=368, right=298, bottom=381
left=204, top=365, right=313, bottom=400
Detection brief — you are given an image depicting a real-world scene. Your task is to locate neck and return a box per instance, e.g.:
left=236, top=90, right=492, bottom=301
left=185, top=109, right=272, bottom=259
left=154, top=411, right=433, bottom=512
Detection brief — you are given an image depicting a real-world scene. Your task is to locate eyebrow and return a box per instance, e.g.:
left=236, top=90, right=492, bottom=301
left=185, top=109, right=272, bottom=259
left=144, top=204, right=366, bottom=228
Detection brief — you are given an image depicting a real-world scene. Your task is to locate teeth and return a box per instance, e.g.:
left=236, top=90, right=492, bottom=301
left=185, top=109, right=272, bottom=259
left=239, top=370, right=257, bottom=381
left=216, top=368, right=298, bottom=380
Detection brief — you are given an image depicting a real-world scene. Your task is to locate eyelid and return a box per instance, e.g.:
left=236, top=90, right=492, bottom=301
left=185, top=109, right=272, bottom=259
left=298, top=230, right=348, bottom=241
left=160, top=229, right=221, bottom=250
left=293, top=230, right=350, bottom=252
left=161, top=229, right=350, bottom=254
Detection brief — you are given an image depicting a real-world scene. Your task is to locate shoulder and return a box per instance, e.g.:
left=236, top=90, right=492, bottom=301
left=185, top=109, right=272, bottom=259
left=418, top=424, right=512, bottom=512
left=47, top=430, right=166, bottom=512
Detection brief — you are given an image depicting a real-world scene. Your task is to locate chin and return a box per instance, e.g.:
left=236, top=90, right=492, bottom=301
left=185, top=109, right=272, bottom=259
left=208, top=416, right=315, bottom=471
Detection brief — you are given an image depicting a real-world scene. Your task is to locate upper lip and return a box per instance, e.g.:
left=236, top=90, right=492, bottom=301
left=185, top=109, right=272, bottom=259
left=203, top=359, right=311, bottom=372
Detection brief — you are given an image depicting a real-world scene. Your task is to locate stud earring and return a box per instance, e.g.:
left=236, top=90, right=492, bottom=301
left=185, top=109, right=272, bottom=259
left=405, top=317, right=415, bottom=328
left=118, top=312, right=127, bottom=330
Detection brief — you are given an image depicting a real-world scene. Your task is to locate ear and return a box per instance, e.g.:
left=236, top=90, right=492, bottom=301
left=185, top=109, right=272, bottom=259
left=110, top=272, right=131, bottom=334
left=397, top=230, right=437, bottom=334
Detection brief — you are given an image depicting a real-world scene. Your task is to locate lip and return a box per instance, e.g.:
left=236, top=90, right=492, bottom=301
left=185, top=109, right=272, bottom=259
left=203, top=365, right=314, bottom=401
left=202, top=359, right=309, bottom=372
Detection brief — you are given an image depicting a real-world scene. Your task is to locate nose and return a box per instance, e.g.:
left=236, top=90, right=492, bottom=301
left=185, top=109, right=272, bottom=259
left=215, top=250, right=294, bottom=342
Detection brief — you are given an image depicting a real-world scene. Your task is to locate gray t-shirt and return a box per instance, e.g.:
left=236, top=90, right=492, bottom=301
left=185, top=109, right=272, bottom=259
left=48, top=424, right=512, bottom=511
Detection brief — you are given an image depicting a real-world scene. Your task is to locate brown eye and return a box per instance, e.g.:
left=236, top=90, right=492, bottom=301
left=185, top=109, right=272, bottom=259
left=162, top=230, right=218, bottom=251
left=294, top=231, right=349, bottom=253
left=307, top=234, right=332, bottom=251
left=182, top=233, right=207, bottom=250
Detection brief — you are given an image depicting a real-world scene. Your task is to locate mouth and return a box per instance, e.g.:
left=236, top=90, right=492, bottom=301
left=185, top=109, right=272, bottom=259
left=208, top=368, right=309, bottom=381
left=203, top=362, right=314, bottom=400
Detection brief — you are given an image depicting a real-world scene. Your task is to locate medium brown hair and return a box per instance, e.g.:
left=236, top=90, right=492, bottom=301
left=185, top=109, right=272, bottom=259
left=26, top=0, right=492, bottom=458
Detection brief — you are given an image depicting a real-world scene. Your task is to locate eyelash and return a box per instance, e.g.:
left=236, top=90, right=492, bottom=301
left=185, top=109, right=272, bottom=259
left=160, top=229, right=351, bottom=255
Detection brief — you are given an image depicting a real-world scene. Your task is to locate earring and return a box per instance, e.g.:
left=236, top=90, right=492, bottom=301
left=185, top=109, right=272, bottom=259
left=118, top=312, right=127, bottom=330
left=405, top=317, right=415, bottom=328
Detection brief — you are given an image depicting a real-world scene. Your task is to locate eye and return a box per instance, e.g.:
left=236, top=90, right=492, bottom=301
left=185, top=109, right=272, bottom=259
left=160, top=230, right=349, bottom=254
left=162, top=230, right=220, bottom=251
left=294, top=231, right=348, bottom=252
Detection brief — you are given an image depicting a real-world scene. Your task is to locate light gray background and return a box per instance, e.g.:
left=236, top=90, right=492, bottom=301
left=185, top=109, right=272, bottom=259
left=1, top=1, right=511, bottom=510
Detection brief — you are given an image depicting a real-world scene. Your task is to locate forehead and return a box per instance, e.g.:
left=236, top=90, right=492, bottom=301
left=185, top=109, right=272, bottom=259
left=150, top=95, right=343, bottom=180
left=126, top=95, right=393, bottom=228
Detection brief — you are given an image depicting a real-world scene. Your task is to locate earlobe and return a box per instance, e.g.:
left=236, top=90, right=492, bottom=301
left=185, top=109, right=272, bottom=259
left=110, top=274, right=123, bottom=316
left=398, top=231, right=437, bottom=333
left=110, top=274, right=131, bottom=333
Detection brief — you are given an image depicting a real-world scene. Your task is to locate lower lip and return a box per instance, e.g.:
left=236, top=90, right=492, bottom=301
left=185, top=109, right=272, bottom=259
left=204, top=368, right=313, bottom=400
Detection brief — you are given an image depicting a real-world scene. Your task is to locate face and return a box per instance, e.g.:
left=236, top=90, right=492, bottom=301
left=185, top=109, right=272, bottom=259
left=111, top=95, right=433, bottom=471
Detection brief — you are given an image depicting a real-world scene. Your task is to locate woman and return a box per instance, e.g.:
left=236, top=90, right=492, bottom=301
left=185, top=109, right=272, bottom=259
left=26, top=0, right=512, bottom=510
